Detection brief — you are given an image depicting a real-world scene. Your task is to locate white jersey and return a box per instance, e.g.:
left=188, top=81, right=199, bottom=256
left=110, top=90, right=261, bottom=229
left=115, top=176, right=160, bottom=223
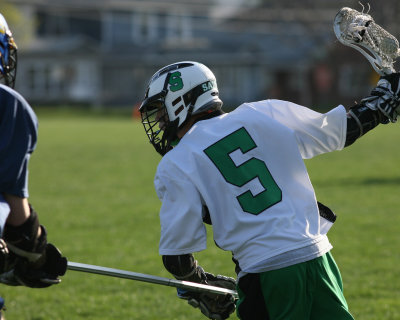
left=155, top=99, right=347, bottom=273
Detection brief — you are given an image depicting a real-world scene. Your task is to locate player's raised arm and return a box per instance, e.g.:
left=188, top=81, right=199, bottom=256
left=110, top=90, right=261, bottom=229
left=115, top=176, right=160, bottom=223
left=345, top=73, right=400, bottom=146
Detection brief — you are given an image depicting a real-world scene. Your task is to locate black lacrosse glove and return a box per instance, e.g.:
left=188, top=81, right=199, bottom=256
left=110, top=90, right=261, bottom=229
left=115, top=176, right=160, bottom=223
left=0, top=239, right=16, bottom=274
left=177, top=267, right=236, bottom=320
left=0, top=205, right=67, bottom=288
left=14, top=243, right=67, bottom=288
left=0, top=243, right=67, bottom=288
left=361, top=72, right=400, bottom=123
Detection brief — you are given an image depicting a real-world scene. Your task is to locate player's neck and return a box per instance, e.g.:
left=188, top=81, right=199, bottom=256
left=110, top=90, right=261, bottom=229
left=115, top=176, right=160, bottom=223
left=177, top=110, right=224, bottom=138
left=177, top=117, right=196, bottom=138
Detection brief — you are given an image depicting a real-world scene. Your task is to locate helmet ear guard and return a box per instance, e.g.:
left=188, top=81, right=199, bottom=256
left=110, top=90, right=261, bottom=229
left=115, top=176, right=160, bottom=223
left=182, top=79, right=222, bottom=115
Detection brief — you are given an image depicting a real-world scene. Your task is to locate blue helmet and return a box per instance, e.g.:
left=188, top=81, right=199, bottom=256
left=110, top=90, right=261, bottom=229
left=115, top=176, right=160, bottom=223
left=0, top=14, right=17, bottom=88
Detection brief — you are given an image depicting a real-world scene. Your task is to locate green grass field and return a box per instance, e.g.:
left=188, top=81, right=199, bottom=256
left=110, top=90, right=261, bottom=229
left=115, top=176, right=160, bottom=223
left=1, top=108, right=400, bottom=320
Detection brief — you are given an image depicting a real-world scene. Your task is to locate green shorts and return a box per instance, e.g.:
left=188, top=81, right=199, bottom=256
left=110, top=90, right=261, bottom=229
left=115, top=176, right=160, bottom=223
left=236, top=252, right=354, bottom=320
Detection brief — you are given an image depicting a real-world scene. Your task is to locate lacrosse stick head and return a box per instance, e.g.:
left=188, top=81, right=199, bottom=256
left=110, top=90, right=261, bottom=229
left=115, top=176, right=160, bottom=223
left=333, top=7, right=400, bottom=75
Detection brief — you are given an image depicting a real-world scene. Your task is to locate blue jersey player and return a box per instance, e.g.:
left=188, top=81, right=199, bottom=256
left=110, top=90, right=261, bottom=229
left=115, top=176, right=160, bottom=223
left=0, top=13, right=67, bottom=317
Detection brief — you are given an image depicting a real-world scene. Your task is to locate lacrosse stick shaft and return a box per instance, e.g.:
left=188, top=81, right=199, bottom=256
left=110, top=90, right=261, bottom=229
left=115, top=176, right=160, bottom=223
left=67, top=261, right=238, bottom=298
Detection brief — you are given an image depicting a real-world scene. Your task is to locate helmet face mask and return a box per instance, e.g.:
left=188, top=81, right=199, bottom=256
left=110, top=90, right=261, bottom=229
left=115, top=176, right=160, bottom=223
left=140, top=61, right=223, bottom=156
left=0, top=14, right=17, bottom=88
left=140, top=93, right=177, bottom=156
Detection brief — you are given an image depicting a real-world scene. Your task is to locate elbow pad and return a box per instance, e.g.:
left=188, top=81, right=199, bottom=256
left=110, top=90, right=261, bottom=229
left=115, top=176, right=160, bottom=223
left=162, top=254, right=205, bottom=282
left=345, top=103, right=383, bottom=147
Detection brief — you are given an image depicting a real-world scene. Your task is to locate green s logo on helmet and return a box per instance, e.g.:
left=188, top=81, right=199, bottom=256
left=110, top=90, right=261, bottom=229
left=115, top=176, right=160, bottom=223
left=168, top=72, right=184, bottom=92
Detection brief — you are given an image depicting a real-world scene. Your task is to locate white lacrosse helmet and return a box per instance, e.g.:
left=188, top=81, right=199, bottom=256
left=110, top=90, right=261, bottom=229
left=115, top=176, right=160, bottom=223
left=140, top=61, right=223, bottom=155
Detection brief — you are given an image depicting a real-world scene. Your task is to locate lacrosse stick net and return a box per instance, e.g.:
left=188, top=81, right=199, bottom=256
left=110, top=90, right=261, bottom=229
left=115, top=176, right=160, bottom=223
left=333, top=6, right=400, bottom=75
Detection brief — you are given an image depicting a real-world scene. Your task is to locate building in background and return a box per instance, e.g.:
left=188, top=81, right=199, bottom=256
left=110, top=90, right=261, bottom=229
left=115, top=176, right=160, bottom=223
left=4, top=0, right=399, bottom=110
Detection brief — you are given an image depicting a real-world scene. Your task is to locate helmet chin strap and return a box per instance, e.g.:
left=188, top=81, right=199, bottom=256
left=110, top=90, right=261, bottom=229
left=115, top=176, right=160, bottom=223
left=159, top=118, right=180, bottom=156
left=158, top=72, right=197, bottom=155
left=158, top=72, right=179, bottom=155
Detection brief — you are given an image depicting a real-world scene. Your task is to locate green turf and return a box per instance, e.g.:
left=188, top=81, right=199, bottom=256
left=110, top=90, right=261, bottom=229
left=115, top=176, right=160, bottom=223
left=1, top=109, right=399, bottom=319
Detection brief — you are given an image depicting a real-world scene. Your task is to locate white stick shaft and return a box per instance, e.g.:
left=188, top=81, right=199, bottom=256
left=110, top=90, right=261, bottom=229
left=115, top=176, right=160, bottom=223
left=67, top=261, right=238, bottom=298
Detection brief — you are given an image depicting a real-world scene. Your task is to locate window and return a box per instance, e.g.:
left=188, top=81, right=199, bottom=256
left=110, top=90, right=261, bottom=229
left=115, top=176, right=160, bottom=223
left=132, top=12, right=158, bottom=43
left=102, top=11, right=159, bottom=46
left=166, top=11, right=192, bottom=42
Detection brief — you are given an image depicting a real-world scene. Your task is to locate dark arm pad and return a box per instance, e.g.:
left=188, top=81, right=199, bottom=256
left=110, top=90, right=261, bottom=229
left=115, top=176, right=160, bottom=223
left=345, top=103, right=383, bottom=147
left=3, top=205, right=47, bottom=262
left=162, top=254, right=205, bottom=282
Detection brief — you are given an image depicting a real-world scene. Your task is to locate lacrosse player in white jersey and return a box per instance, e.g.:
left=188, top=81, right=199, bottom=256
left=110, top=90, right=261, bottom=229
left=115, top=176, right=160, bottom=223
left=139, top=61, right=400, bottom=320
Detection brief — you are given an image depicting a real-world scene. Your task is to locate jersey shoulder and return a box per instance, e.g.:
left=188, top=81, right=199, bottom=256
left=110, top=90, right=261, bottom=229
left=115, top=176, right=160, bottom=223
left=0, top=84, right=38, bottom=129
left=0, top=84, right=29, bottom=105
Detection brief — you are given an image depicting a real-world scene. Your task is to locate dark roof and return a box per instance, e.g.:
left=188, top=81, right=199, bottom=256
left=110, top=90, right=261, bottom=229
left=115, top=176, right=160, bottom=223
left=8, top=0, right=218, bottom=12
